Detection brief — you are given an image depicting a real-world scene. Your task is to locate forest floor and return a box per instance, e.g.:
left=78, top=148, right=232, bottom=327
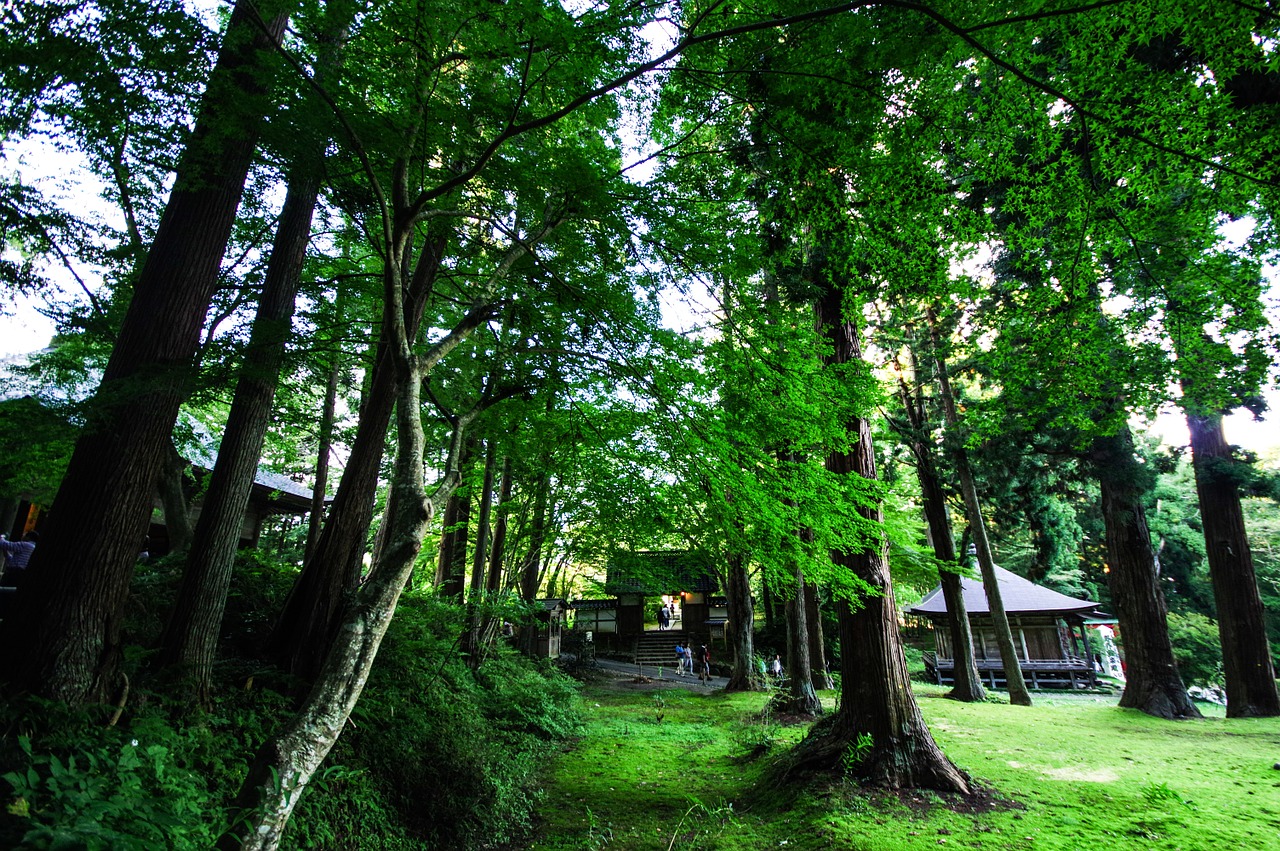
left=523, top=671, right=1280, bottom=850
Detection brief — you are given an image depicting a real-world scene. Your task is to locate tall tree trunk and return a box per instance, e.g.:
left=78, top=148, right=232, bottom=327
left=157, top=440, right=194, bottom=555
left=1185, top=411, right=1278, bottom=717
left=929, top=308, right=1032, bottom=706
left=462, top=442, right=497, bottom=663
left=787, top=290, right=967, bottom=792
left=266, top=237, right=448, bottom=678
left=470, top=439, right=497, bottom=598
left=895, top=344, right=984, bottom=701
left=486, top=454, right=514, bottom=594
left=156, top=44, right=352, bottom=691
left=804, top=581, right=832, bottom=691
left=437, top=443, right=473, bottom=599
left=723, top=552, right=760, bottom=691
left=304, top=356, right=341, bottom=565
left=223, top=338, right=472, bottom=851
left=1092, top=428, right=1201, bottom=720
left=519, top=474, right=549, bottom=604
left=762, top=575, right=776, bottom=633
left=0, top=1, right=292, bottom=704
left=914, top=433, right=984, bottom=703
left=783, top=565, right=822, bottom=713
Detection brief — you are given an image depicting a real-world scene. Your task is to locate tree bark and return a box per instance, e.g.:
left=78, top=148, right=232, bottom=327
left=782, top=565, right=822, bottom=713
left=486, top=454, right=514, bottom=594
left=762, top=574, right=777, bottom=633
left=1092, top=428, right=1201, bottom=720
left=305, top=320, right=344, bottom=565
left=437, top=439, right=475, bottom=598
left=786, top=289, right=967, bottom=793
left=916, top=442, right=984, bottom=702
left=157, top=52, right=349, bottom=692
left=896, top=344, right=984, bottom=702
left=928, top=308, right=1031, bottom=706
left=1184, top=411, right=1278, bottom=717
left=0, top=1, right=292, bottom=704
left=723, top=552, right=760, bottom=691
left=266, top=236, right=447, bottom=679
left=519, top=473, right=549, bottom=604
left=157, top=440, right=194, bottom=555
left=222, top=337, right=472, bottom=851
left=804, top=581, right=832, bottom=691
left=470, top=439, right=497, bottom=599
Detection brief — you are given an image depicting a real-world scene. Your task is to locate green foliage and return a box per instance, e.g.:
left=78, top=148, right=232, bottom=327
left=730, top=704, right=779, bottom=756
left=1166, top=611, right=1225, bottom=688
left=839, top=732, right=875, bottom=777
left=329, top=594, right=582, bottom=850
left=1, top=734, right=217, bottom=850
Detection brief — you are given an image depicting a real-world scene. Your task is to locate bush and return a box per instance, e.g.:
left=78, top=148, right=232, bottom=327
left=1166, top=611, right=1224, bottom=688
left=319, top=593, right=583, bottom=850
left=1, top=569, right=581, bottom=850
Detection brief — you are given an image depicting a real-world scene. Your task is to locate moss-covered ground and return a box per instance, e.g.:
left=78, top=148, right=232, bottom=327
left=526, top=676, right=1280, bottom=850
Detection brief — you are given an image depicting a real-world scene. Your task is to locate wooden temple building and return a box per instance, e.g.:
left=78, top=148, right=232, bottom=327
left=568, top=551, right=719, bottom=653
left=909, top=566, right=1100, bottom=689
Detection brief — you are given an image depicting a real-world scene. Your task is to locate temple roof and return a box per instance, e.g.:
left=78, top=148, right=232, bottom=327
left=909, top=565, right=1098, bottom=617
left=605, top=550, right=718, bottom=595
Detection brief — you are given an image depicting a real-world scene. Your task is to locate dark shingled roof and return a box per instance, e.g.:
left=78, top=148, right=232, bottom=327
left=909, top=565, right=1097, bottom=617
left=605, top=550, right=718, bottom=595
left=569, top=599, right=616, bottom=610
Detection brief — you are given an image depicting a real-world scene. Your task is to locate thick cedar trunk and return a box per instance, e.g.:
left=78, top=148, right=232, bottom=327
left=783, top=566, right=822, bottom=713
left=788, top=290, right=967, bottom=792
left=1185, top=412, right=1278, bottom=717
left=1093, top=429, right=1201, bottom=720
left=0, top=2, right=291, bottom=704
left=157, top=441, right=194, bottom=554
left=158, top=131, right=331, bottom=695
left=928, top=309, right=1031, bottom=706
left=804, top=581, right=832, bottom=690
left=723, top=552, right=760, bottom=691
left=266, top=238, right=445, bottom=678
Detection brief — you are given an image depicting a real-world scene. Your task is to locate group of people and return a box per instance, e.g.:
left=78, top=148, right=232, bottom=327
left=656, top=602, right=678, bottom=630
left=673, top=641, right=712, bottom=681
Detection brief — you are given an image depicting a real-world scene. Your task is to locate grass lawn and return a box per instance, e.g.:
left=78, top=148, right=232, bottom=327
left=526, top=676, right=1280, bottom=850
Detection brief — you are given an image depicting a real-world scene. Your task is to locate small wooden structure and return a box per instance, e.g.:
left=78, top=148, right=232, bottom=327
left=909, top=566, right=1099, bottom=689
left=705, top=595, right=729, bottom=640
left=605, top=550, right=718, bottom=642
left=533, top=598, right=567, bottom=659
left=569, top=598, right=617, bottom=635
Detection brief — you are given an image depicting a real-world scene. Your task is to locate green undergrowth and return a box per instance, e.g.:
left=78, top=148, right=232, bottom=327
left=528, top=678, right=1280, bottom=850
left=0, top=557, right=584, bottom=850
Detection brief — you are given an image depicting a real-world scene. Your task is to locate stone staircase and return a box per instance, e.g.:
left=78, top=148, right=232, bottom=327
left=633, top=629, right=688, bottom=668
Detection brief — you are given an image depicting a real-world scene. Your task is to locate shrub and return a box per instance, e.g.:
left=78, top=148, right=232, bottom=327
left=1166, top=611, right=1224, bottom=688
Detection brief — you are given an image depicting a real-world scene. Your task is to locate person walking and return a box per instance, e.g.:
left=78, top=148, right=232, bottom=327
left=698, top=644, right=711, bottom=683
left=1, top=530, right=39, bottom=587
left=674, top=641, right=686, bottom=675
